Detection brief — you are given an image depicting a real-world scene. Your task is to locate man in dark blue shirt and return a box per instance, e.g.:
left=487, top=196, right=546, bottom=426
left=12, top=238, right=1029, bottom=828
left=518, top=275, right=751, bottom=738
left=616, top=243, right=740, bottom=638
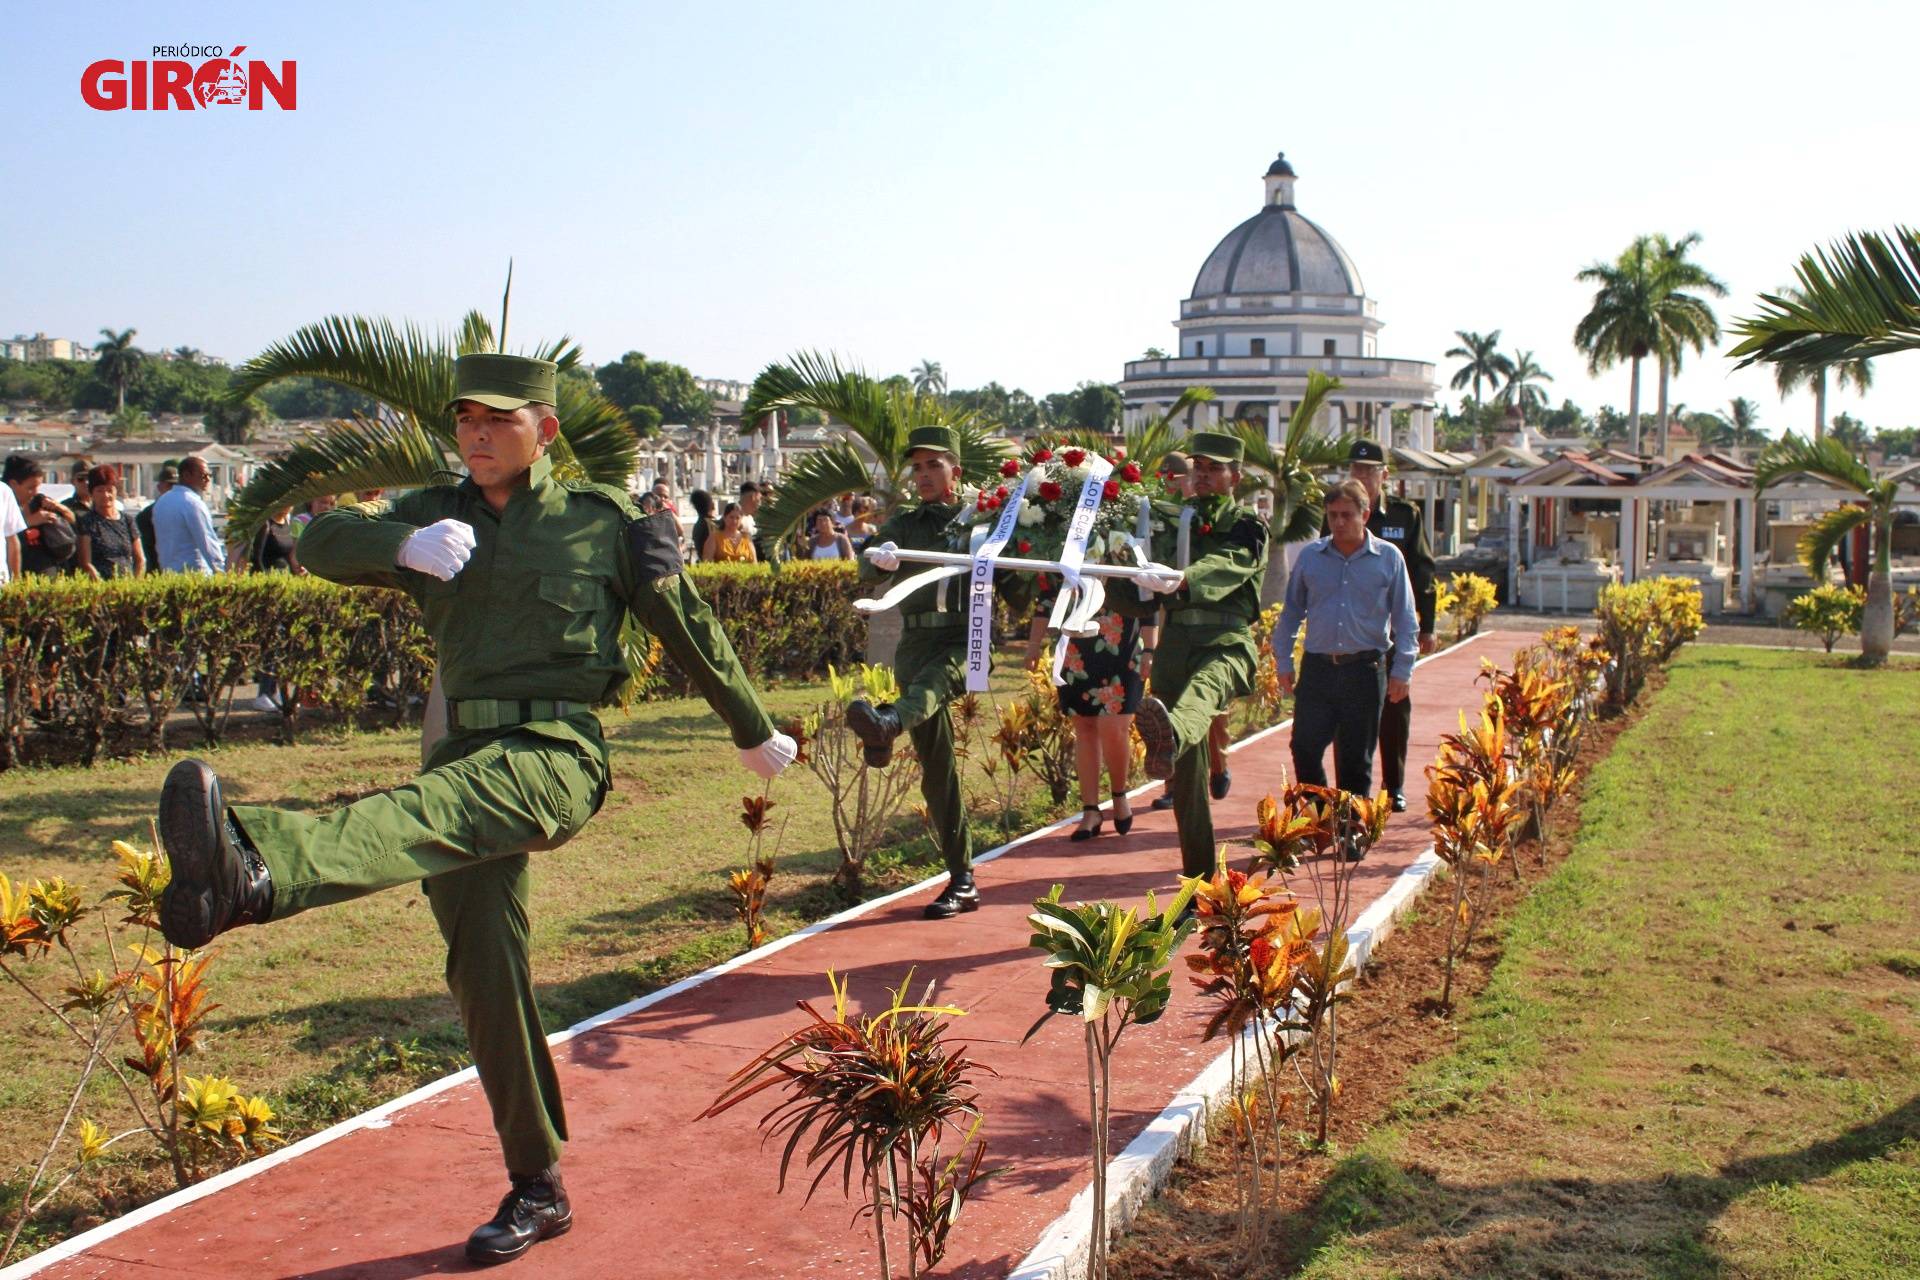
left=1275, top=478, right=1418, bottom=820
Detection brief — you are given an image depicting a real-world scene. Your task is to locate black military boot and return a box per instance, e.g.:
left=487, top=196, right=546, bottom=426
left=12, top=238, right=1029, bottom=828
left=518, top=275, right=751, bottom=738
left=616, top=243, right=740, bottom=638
left=158, top=760, right=273, bottom=950
left=846, top=699, right=904, bottom=768
left=466, top=1166, right=571, bottom=1265
left=923, top=870, right=980, bottom=919
left=1135, top=696, right=1176, bottom=781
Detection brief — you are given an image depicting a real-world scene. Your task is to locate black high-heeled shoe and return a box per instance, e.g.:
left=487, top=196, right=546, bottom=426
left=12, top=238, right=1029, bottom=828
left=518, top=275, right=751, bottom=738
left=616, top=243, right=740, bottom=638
left=1069, top=805, right=1103, bottom=842
left=1112, top=798, right=1134, bottom=835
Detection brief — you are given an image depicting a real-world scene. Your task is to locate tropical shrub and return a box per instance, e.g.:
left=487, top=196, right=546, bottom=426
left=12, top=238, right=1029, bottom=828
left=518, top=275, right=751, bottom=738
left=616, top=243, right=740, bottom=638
left=1593, top=576, right=1703, bottom=706
left=1024, top=881, right=1196, bottom=1280
left=803, top=665, right=921, bottom=901
left=1786, top=583, right=1866, bottom=653
left=1435, top=571, right=1498, bottom=643
left=699, top=971, right=995, bottom=1279
left=0, top=838, right=281, bottom=1264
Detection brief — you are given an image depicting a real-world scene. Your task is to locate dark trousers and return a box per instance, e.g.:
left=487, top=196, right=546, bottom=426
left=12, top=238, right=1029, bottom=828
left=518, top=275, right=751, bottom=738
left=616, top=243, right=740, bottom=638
left=1290, top=652, right=1387, bottom=796
left=1378, top=692, right=1412, bottom=794
left=893, top=628, right=972, bottom=877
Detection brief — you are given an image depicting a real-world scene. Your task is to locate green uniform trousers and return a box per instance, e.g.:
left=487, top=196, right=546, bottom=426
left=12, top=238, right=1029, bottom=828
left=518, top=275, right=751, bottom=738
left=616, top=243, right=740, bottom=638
left=1155, top=623, right=1257, bottom=878
left=893, top=626, right=972, bottom=877
left=230, top=724, right=606, bottom=1175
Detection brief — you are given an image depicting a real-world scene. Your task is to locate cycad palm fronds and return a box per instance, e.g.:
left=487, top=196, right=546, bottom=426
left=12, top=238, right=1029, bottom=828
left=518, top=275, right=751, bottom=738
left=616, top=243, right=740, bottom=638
left=1795, top=504, right=1871, bottom=579
left=225, top=414, right=456, bottom=533
left=229, top=314, right=461, bottom=427
left=1752, top=431, right=1876, bottom=496
left=1730, top=227, right=1920, bottom=367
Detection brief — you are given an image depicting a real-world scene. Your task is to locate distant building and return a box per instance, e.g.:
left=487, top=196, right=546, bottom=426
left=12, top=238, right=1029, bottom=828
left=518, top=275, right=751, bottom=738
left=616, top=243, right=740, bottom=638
left=1118, top=152, right=1440, bottom=449
left=694, top=376, right=751, bottom=403
left=2, top=333, right=99, bottom=362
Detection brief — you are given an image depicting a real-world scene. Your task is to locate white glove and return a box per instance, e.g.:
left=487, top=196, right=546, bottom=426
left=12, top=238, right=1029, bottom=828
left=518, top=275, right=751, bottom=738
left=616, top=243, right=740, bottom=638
left=739, top=731, right=798, bottom=779
left=396, top=519, right=477, bottom=581
left=866, top=540, right=901, bottom=572
left=1139, top=567, right=1184, bottom=595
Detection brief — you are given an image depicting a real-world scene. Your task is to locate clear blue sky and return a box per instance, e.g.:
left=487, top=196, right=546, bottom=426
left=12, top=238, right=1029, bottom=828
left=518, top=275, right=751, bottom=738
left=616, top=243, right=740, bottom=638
left=3, top=0, right=1915, bottom=432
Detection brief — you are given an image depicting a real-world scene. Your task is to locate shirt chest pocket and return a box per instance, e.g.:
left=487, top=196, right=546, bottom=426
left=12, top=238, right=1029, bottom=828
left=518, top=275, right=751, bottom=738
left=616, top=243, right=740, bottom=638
left=536, top=570, right=610, bottom=656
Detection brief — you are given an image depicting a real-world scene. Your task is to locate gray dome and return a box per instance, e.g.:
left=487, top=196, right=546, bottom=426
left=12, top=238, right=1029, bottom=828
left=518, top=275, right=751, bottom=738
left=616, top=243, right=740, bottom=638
left=1190, top=206, right=1364, bottom=299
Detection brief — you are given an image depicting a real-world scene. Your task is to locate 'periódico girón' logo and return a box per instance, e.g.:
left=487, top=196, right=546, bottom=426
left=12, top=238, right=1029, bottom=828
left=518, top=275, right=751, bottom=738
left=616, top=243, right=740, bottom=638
left=81, top=46, right=296, bottom=111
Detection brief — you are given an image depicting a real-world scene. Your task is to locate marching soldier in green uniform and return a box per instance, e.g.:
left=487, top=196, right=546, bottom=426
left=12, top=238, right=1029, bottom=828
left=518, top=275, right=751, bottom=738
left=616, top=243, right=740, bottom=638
left=1131, top=430, right=1270, bottom=879
left=845, top=426, right=1002, bottom=920
left=1342, top=440, right=1435, bottom=811
left=155, top=354, right=795, bottom=1266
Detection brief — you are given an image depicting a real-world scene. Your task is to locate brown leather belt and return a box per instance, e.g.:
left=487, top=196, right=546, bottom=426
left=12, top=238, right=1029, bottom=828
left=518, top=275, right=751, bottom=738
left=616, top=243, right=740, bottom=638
left=1309, top=650, right=1382, bottom=666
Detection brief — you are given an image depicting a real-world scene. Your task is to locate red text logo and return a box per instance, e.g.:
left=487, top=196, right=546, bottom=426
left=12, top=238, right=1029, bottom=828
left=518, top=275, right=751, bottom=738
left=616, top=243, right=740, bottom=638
left=81, top=46, right=297, bottom=111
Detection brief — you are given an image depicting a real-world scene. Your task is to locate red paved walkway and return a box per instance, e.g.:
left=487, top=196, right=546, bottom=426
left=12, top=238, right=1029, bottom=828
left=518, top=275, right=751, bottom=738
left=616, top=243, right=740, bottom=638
left=14, top=633, right=1523, bottom=1280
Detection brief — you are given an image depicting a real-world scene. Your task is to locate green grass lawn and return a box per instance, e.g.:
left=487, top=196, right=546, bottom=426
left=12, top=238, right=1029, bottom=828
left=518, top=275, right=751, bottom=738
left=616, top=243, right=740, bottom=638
left=1291, top=646, right=1920, bottom=1279
left=0, top=665, right=1078, bottom=1231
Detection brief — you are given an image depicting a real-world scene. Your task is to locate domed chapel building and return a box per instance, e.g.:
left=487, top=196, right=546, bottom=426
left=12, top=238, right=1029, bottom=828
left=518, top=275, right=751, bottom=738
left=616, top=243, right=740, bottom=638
left=1119, top=153, right=1439, bottom=449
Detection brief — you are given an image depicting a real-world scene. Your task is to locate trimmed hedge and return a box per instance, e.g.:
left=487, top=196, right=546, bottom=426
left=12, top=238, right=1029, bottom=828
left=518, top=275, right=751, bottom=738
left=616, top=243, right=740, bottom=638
left=0, top=563, right=866, bottom=769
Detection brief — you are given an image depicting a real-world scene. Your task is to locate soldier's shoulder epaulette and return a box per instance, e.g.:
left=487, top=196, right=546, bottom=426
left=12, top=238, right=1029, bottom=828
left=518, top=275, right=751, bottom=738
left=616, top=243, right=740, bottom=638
left=1227, top=509, right=1267, bottom=552
left=561, top=479, right=640, bottom=519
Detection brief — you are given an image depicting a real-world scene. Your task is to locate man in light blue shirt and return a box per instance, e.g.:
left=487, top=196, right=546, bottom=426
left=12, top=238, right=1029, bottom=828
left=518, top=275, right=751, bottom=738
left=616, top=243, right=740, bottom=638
left=1274, top=478, right=1418, bottom=814
left=151, top=455, right=227, bottom=573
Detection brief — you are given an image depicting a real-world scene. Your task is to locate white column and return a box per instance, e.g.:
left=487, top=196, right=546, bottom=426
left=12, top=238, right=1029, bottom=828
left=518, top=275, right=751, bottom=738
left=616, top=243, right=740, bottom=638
left=1267, top=402, right=1282, bottom=447
left=1506, top=488, right=1523, bottom=605
left=1207, top=401, right=1222, bottom=428
left=1422, top=406, right=1435, bottom=450
left=761, top=413, right=780, bottom=478
left=1735, top=497, right=1756, bottom=613
left=1620, top=496, right=1639, bottom=584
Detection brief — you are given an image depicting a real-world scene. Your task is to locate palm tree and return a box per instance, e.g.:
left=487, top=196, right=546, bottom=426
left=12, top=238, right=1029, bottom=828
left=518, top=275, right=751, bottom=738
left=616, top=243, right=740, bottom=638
left=742, top=351, right=1010, bottom=551
left=223, top=309, right=636, bottom=541
left=1728, top=226, right=1920, bottom=367
left=1574, top=239, right=1662, bottom=454
left=1727, top=396, right=1762, bottom=446
left=1444, top=331, right=1513, bottom=409
left=93, top=328, right=144, bottom=412
left=1771, top=310, right=1873, bottom=441
left=910, top=359, right=946, bottom=398
left=1647, top=232, right=1728, bottom=457
left=1233, top=370, right=1352, bottom=605
left=1497, top=350, right=1554, bottom=416
left=1754, top=434, right=1903, bottom=663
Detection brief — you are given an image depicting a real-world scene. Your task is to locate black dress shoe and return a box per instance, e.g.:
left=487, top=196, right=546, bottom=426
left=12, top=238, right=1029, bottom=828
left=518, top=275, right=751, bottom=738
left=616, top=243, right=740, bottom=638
left=1210, top=769, right=1232, bottom=801
left=467, top=1166, right=571, bottom=1265
left=1135, top=697, right=1176, bottom=780
left=1151, top=794, right=1176, bottom=811
left=1390, top=791, right=1408, bottom=812
left=846, top=699, right=903, bottom=768
left=1112, top=800, right=1133, bottom=835
left=923, top=870, right=981, bottom=919
left=158, top=760, right=273, bottom=950
left=1069, top=806, right=1103, bottom=843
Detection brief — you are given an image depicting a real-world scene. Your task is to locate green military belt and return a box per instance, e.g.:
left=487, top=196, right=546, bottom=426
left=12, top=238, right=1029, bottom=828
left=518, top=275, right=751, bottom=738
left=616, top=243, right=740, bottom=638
left=902, top=613, right=966, bottom=632
left=1166, top=607, right=1250, bottom=629
left=448, top=698, right=582, bottom=730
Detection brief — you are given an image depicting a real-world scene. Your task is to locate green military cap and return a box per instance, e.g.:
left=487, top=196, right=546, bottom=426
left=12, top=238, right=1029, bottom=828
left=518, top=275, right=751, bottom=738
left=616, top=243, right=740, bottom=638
left=904, top=425, right=961, bottom=458
left=446, top=353, right=558, bottom=412
left=1189, top=430, right=1244, bottom=464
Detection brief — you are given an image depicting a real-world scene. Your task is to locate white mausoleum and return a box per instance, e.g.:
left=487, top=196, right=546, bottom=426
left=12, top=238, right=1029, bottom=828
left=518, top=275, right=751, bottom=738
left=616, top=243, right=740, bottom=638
left=1120, top=152, right=1439, bottom=448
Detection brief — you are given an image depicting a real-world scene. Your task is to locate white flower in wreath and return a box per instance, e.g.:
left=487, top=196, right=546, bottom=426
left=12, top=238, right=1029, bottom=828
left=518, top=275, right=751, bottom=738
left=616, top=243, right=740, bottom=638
left=1016, top=501, right=1046, bottom=527
left=955, top=484, right=981, bottom=509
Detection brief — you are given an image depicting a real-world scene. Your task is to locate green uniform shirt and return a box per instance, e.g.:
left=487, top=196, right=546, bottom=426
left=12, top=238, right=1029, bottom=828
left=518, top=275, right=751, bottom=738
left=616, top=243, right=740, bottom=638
left=1113, top=493, right=1269, bottom=624
left=859, top=500, right=966, bottom=614
left=1367, top=496, right=1436, bottom=635
left=298, top=454, right=774, bottom=752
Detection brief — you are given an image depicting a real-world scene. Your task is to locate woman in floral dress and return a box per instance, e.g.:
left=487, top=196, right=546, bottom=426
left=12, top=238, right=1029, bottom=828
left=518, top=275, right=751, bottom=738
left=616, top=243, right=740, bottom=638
left=1056, top=608, right=1144, bottom=840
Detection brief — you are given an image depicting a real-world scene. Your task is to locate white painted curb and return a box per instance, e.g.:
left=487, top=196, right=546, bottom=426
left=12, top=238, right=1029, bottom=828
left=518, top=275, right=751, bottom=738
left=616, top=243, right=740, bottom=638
left=0, top=632, right=1492, bottom=1279
left=1006, top=631, right=1490, bottom=1280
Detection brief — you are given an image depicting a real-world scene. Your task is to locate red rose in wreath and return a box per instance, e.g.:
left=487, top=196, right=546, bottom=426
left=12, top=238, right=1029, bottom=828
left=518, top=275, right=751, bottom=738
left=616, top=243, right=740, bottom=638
left=1017, top=539, right=1031, bottom=553
left=1000, top=458, right=1020, bottom=477
left=1032, top=447, right=1054, bottom=463
left=1063, top=448, right=1086, bottom=467
left=1102, top=479, right=1121, bottom=501
left=1039, top=480, right=1064, bottom=501
left=1121, top=462, right=1142, bottom=482
left=995, top=485, right=1009, bottom=498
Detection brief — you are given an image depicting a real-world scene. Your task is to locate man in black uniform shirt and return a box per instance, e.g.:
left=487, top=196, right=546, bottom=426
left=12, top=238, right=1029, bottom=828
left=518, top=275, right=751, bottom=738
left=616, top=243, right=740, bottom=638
left=1342, top=441, right=1435, bottom=810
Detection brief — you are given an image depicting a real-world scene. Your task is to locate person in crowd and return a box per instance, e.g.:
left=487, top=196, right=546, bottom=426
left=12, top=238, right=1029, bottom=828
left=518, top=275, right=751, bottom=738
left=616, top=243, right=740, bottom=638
left=291, top=493, right=339, bottom=535
left=1143, top=451, right=1232, bottom=810
left=150, top=353, right=794, bottom=1266
left=1274, top=478, right=1419, bottom=827
left=246, top=505, right=304, bottom=713
left=688, top=489, right=715, bottom=562
left=1339, top=441, right=1436, bottom=811
left=1057, top=605, right=1143, bottom=841
left=76, top=464, right=145, bottom=580
left=64, top=460, right=94, bottom=515
left=136, top=463, right=179, bottom=569
left=736, top=481, right=763, bottom=538
left=151, top=456, right=226, bottom=574
left=5, top=454, right=78, bottom=577
left=1130, top=432, right=1270, bottom=881
left=0, top=454, right=28, bottom=584
left=704, top=502, right=757, bottom=563
left=845, top=495, right=878, bottom=550
left=806, top=508, right=855, bottom=560
left=651, top=479, right=674, bottom=514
